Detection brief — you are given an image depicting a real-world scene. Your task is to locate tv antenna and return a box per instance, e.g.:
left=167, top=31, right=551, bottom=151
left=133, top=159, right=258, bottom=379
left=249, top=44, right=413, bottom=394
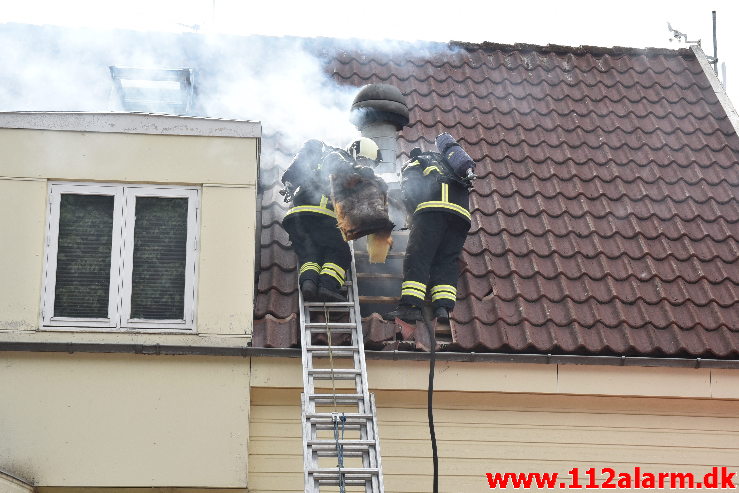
left=667, top=22, right=701, bottom=45
left=667, top=11, right=718, bottom=74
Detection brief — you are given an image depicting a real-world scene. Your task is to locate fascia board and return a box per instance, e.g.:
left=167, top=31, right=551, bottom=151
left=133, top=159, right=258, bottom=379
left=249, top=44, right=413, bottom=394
left=691, top=44, right=739, bottom=135
left=0, top=111, right=261, bottom=138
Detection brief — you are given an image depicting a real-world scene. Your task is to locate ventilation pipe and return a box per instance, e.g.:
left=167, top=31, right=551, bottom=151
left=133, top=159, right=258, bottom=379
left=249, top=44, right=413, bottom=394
left=350, top=83, right=409, bottom=184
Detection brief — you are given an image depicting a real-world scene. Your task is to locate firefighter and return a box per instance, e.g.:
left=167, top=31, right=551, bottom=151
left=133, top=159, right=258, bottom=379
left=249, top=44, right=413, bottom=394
left=281, top=137, right=382, bottom=302
left=384, top=142, right=473, bottom=323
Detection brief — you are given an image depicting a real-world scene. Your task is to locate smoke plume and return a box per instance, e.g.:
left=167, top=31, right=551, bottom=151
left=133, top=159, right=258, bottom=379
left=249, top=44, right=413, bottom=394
left=0, top=23, right=361, bottom=151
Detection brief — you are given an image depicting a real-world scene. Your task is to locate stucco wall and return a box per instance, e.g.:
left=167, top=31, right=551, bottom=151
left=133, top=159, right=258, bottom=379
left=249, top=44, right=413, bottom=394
left=0, top=352, right=250, bottom=487
left=0, top=178, right=47, bottom=331
left=0, top=129, right=257, bottom=185
left=0, top=124, right=258, bottom=338
left=197, top=185, right=256, bottom=335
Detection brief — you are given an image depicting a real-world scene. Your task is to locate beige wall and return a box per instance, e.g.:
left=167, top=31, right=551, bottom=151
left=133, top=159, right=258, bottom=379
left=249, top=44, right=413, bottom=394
left=0, top=178, right=47, bottom=331
left=0, top=352, right=250, bottom=488
left=0, top=126, right=258, bottom=338
left=253, top=357, right=739, bottom=399
left=197, top=185, right=256, bottom=335
left=0, top=129, right=257, bottom=185
left=251, top=387, right=739, bottom=492
left=2, top=354, right=737, bottom=490
left=249, top=358, right=739, bottom=493
left=0, top=119, right=259, bottom=489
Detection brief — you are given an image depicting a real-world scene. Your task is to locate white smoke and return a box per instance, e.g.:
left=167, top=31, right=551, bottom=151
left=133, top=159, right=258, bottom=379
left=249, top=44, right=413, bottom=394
left=0, top=24, right=365, bottom=151
left=194, top=33, right=359, bottom=150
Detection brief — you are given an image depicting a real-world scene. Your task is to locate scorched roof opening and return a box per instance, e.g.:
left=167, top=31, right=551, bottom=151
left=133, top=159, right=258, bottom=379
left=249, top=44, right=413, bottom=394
left=109, top=66, right=195, bottom=115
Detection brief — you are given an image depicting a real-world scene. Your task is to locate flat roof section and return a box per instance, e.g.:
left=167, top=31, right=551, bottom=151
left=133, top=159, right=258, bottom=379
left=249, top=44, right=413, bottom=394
left=0, top=111, right=261, bottom=138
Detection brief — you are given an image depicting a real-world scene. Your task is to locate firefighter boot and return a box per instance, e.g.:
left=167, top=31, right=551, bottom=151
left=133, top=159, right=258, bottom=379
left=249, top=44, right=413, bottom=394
left=433, top=306, right=450, bottom=324
left=301, top=279, right=319, bottom=302
left=317, top=286, right=346, bottom=303
left=383, top=304, right=422, bottom=323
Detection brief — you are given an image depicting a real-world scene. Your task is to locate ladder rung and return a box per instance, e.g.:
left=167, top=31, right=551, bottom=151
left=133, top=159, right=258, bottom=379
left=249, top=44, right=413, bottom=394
left=306, top=347, right=359, bottom=357
left=306, top=412, right=374, bottom=420
left=315, top=479, right=378, bottom=486
left=305, top=329, right=357, bottom=338
left=314, top=452, right=375, bottom=460
left=305, top=322, right=358, bottom=329
left=356, top=272, right=403, bottom=279
left=305, top=410, right=374, bottom=421
left=305, top=307, right=353, bottom=314
left=315, top=479, right=377, bottom=486
left=310, top=468, right=380, bottom=480
left=358, top=295, right=399, bottom=303
left=306, top=345, right=358, bottom=350
left=309, top=439, right=376, bottom=448
left=307, top=418, right=373, bottom=428
left=304, top=301, right=355, bottom=307
left=309, top=393, right=367, bottom=404
left=309, top=441, right=378, bottom=456
left=308, top=368, right=361, bottom=380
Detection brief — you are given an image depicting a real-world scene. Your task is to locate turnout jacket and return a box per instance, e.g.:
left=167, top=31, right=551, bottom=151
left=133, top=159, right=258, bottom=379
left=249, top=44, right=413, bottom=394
left=401, top=151, right=471, bottom=224
left=281, top=140, right=354, bottom=222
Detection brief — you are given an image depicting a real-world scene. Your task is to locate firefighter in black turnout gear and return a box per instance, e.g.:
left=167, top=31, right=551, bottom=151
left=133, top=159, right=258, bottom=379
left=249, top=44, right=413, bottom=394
left=384, top=134, right=475, bottom=323
left=281, top=138, right=382, bottom=302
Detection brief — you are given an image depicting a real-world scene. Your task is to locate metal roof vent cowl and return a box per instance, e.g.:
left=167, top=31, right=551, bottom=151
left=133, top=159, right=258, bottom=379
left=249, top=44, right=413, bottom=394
left=350, top=83, right=410, bottom=130
left=350, top=84, right=409, bottom=180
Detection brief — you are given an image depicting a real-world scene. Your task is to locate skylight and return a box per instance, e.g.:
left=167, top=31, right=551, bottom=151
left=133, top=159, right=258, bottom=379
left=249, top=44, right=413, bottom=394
left=109, top=66, right=194, bottom=115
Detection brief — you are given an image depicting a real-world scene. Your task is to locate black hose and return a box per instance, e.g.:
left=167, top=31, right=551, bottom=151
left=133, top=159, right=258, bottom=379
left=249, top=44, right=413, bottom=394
left=421, top=309, right=439, bottom=493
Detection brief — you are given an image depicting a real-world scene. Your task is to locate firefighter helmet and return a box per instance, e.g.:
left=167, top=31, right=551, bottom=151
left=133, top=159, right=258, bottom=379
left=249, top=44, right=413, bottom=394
left=346, top=137, right=382, bottom=165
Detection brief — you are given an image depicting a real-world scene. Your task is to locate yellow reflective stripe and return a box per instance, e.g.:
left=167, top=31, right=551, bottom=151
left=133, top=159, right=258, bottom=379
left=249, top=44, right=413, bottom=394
left=405, top=160, right=421, bottom=168
left=415, top=201, right=471, bottom=219
left=319, top=266, right=344, bottom=284
left=322, top=262, right=346, bottom=279
left=431, top=292, right=457, bottom=301
left=401, top=288, right=426, bottom=299
left=319, top=195, right=328, bottom=208
left=320, top=268, right=345, bottom=285
left=320, top=264, right=346, bottom=285
left=300, top=262, right=320, bottom=274
left=431, top=284, right=456, bottom=294
left=402, top=280, right=427, bottom=292
left=441, top=183, right=449, bottom=202
left=285, top=205, right=337, bottom=218
left=431, top=284, right=457, bottom=302
left=423, top=166, right=441, bottom=176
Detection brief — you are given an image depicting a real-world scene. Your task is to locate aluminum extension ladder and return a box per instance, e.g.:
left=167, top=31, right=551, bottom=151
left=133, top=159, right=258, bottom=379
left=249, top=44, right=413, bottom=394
left=299, top=242, right=385, bottom=492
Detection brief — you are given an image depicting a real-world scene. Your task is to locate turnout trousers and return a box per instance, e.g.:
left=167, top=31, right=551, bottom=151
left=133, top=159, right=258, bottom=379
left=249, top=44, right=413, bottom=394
left=283, top=214, right=352, bottom=293
left=400, top=211, right=470, bottom=311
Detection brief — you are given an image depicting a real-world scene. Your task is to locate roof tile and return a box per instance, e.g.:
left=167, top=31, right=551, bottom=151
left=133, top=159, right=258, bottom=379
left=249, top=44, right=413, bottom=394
left=254, top=41, right=739, bottom=359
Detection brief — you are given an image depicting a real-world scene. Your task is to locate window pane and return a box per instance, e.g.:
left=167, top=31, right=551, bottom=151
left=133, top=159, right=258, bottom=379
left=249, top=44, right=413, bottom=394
left=54, top=194, right=114, bottom=318
left=130, top=196, right=188, bottom=320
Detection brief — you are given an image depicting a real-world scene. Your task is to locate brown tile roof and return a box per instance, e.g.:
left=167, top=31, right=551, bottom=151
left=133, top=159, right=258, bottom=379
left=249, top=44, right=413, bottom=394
left=253, top=41, right=739, bottom=359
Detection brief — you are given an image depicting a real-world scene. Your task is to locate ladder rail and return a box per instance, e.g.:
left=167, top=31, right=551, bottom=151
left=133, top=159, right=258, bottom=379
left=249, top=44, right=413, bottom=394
left=349, top=241, right=372, bottom=410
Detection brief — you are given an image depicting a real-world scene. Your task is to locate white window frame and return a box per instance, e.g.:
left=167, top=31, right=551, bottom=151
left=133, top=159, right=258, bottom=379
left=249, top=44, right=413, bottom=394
left=41, top=182, right=200, bottom=332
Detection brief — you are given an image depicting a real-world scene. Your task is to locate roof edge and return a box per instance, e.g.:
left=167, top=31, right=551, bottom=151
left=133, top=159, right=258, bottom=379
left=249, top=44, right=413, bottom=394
left=691, top=44, right=739, bottom=134
left=0, top=471, right=34, bottom=493
left=0, top=111, right=262, bottom=138
left=450, top=41, right=694, bottom=57
left=4, top=342, right=737, bottom=369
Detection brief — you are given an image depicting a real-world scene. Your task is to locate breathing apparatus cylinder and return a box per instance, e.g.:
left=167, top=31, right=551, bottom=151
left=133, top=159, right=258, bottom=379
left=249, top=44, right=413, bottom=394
left=435, top=133, right=475, bottom=178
